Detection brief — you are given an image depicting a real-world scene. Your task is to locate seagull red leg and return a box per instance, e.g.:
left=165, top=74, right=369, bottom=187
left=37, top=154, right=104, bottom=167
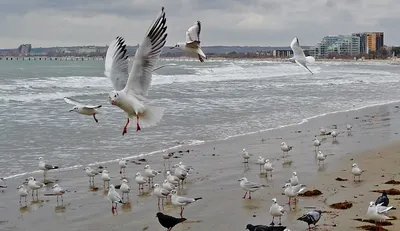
left=122, top=118, right=130, bottom=135
left=243, top=192, right=247, bottom=199
left=136, top=115, right=141, bottom=131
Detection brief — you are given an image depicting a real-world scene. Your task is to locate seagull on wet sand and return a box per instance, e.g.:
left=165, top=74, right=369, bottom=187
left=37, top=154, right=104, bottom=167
left=242, top=148, right=250, bottom=165
left=166, top=171, right=180, bottom=186
left=105, top=7, right=168, bottom=135
left=17, top=185, right=28, bottom=205
left=283, top=183, right=307, bottom=207
left=238, top=177, right=265, bottom=199
left=162, top=179, right=176, bottom=191
left=27, top=177, right=44, bottom=199
left=313, top=136, right=324, bottom=151
left=270, top=198, right=285, bottom=225
left=320, top=127, right=327, bottom=135
left=347, top=124, right=353, bottom=136
left=376, top=192, right=389, bottom=207
left=120, top=179, right=131, bottom=201
left=134, top=172, right=147, bottom=193
left=178, top=162, right=193, bottom=173
left=170, top=189, right=202, bottom=218
left=101, top=170, right=111, bottom=188
left=37, top=157, right=58, bottom=181
left=257, top=156, right=266, bottom=173
left=171, top=21, right=206, bottom=62
left=84, top=167, right=99, bottom=186
left=156, top=212, right=187, bottom=231
left=143, top=165, right=159, bottom=185
left=118, top=159, right=128, bottom=175
left=264, top=159, right=274, bottom=178
left=316, top=151, right=327, bottom=165
left=331, top=129, right=339, bottom=141
left=289, top=37, right=314, bottom=74
left=52, top=183, right=66, bottom=204
left=366, top=201, right=392, bottom=230
left=162, top=150, right=174, bottom=169
left=297, top=210, right=323, bottom=230
left=351, top=163, right=363, bottom=182
left=280, top=142, right=293, bottom=156
left=290, top=172, right=299, bottom=186
left=108, top=184, right=123, bottom=214
left=172, top=164, right=188, bottom=185
left=64, top=97, right=102, bottom=123
left=153, top=183, right=170, bottom=210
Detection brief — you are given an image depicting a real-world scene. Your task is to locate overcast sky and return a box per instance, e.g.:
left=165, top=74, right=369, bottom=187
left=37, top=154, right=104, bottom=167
left=0, top=0, right=398, bottom=48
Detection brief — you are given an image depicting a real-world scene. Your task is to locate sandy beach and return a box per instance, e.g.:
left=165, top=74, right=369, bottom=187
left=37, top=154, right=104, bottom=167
left=1, top=102, right=400, bottom=231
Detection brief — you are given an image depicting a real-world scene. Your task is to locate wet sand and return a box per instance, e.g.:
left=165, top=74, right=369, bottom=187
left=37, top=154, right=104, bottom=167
left=1, top=102, right=400, bottom=231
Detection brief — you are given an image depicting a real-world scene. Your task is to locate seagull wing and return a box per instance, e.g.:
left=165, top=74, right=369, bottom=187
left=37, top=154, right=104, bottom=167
left=295, top=60, right=313, bottom=74
left=290, top=37, right=306, bottom=58
left=244, top=181, right=263, bottom=189
left=186, top=21, right=201, bottom=48
left=123, top=7, right=167, bottom=97
left=104, top=36, right=129, bottom=91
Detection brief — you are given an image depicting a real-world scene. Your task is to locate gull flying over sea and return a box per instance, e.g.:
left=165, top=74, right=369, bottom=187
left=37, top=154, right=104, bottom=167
left=289, top=37, right=315, bottom=74
left=64, top=97, right=102, bottom=123
left=105, top=7, right=168, bottom=135
left=171, top=21, right=206, bottom=62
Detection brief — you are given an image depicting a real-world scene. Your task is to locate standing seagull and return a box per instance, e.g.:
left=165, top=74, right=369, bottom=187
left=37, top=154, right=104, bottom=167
left=84, top=167, right=99, bottom=187
left=27, top=177, right=44, bottom=200
left=280, top=142, right=293, bottom=156
left=297, top=210, right=323, bottom=230
left=37, top=157, right=58, bottom=181
left=64, top=97, right=102, bottom=123
left=171, top=21, right=206, bottom=62
left=105, top=7, right=168, bottom=135
left=108, top=184, right=123, bottom=214
left=118, top=159, right=128, bottom=176
left=120, top=179, right=131, bottom=201
left=283, top=183, right=307, bottom=207
left=316, top=151, right=327, bottom=165
left=238, top=177, right=265, bottom=199
left=351, top=163, right=363, bottom=182
left=170, top=189, right=202, bottom=218
left=134, top=172, right=147, bottom=193
left=366, top=201, right=392, bottom=230
left=289, top=37, right=315, bottom=74
left=162, top=150, right=174, bottom=169
left=346, top=124, right=353, bottom=136
left=52, top=184, right=66, bottom=204
left=17, top=185, right=28, bottom=206
left=264, top=159, right=274, bottom=178
left=156, top=212, right=187, bottom=231
left=256, top=156, right=266, bottom=173
left=270, top=198, right=285, bottom=226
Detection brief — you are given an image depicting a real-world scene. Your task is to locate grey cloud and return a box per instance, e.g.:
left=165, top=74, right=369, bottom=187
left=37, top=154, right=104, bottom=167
left=0, top=0, right=399, bottom=48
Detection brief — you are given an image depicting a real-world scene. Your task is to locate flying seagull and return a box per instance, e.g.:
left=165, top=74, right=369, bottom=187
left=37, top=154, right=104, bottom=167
left=171, top=21, right=206, bottom=62
left=105, top=7, right=168, bottom=135
left=289, top=37, right=315, bottom=74
left=64, top=97, right=102, bottom=123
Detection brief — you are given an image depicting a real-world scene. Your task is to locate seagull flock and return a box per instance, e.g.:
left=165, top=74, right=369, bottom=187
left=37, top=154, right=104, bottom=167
left=6, top=6, right=392, bottom=231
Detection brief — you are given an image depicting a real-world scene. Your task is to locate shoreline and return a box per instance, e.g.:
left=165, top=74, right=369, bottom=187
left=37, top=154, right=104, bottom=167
left=3, top=99, right=400, bottom=181
left=1, top=96, right=400, bottom=231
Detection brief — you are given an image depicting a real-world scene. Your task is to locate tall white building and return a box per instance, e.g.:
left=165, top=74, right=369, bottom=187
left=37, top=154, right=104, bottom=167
left=314, top=35, right=360, bottom=57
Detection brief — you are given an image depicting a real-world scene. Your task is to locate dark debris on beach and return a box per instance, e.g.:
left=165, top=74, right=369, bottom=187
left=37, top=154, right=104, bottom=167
left=329, top=201, right=353, bottom=210
left=372, top=188, right=400, bottom=195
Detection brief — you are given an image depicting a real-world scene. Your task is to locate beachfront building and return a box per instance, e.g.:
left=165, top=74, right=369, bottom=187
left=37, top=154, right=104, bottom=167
left=352, top=32, right=384, bottom=54
left=313, top=35, right=360, bottom=58
left=272, top=46, right=313, bottom=58
left=17, top=44, right=32, bottom=56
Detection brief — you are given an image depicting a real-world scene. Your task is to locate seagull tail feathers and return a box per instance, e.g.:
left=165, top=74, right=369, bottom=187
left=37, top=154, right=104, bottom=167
left=194, top=197, right=202, bottom=201
left=140, top=105, right=165, bottom=128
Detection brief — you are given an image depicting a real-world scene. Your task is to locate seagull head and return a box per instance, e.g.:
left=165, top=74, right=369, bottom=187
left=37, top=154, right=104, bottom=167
left=238, top=177, right=247, bottom=182
left=37, top=157, right=43, bottom=161
left=69, top=106, right=78, bottom=112
left=84, top=167, right=90, bottom=171
left=135, top=172, right=141, bottom=176
left=352, top=163, right=358, bottom=168
left=293, top=171, right=297, bottom=176
left=27, top=177, right=34, bottom=181
left=283, top=183, right=291, bottom=188
left=265, top=159, right=270, bottom=163
left=153, top=183, right=160, bottom=188
left=170, top=189, right=177, bottom=195
left=52, top=184, right=60, bottom=189
left=171, top=44, right=180, bottom=49
left=108, top=91, right=120, bottom=105
left=369, top=201, right=376, bottom=207
left=144, top=165, right=150, bottom=169
left=17, top=185, right=24, bottom=189
left=122, top=179, right=128, bottom=183
left=272, top=198, right=277, bottom=203
left=108, top=184, right=115, bottom=190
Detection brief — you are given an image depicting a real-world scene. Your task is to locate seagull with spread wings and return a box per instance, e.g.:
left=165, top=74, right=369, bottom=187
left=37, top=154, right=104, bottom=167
left=64, top=97, right=102, bottom=123
left=171, top=21, right=206, bottom=62
left=289, top=37, right=315, bottom=75
left=104, top=7, right=168, bottom=135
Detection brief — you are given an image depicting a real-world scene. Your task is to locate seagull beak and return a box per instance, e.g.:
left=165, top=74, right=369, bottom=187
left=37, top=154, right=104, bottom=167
left=111, top=100, right=116, bottom=105
left=170, top=47, right=174, bottom=49
left=69, top=109, right=74, bottom=112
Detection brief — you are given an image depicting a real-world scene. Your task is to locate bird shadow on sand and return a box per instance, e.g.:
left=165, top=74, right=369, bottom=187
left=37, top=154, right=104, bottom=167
left=242, top=199, right=262, bottom=210
left=19, top=206, right=31, bottom=214
left=182, top=220, right=203, bottom=224
left=121, top=202, right=132, bottom=212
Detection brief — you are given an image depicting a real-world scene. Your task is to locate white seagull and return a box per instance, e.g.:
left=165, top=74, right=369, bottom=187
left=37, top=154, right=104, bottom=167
left=108, top=184, right=123, bottom=214
left=52, top=183, right=66, bottom=204
left=320, top=127, right=327, bottom=135
left=269, top=198, right=285, bottom=226
left=105, top=7, right=168, bottom=135
left=84, top=166, right=99, bottom=186
left=366, top=201, right=392, bottom=230
left=166, top=171, right=180, bottom=186
left=351, top=163, right=363, bottom=182
left=162, top=179, right=176, bottom=191
left=101, top=170, right=111, bottom=188
left=170, top=189, right=202, bottom=218
left=37, top=157, right=58, bottom=180
left=143, top=165, right=159, bottom=185
left=331, top=129, right=339, bottom=141
left=242, top=148, right=250, bottom=163
left=171, top=21, right=206, bottom=62
left=290, top=172, right=299, bottom=186
left=346, top=124, right=353, bottom=136
left=120, top=179, right=131, bottom=201
left=153, top=183, right=170, bottom=210
left=172, top=164, right=188, bottom=185
left=17, top=185, right=28, bottom=205
left=316, top=151, right=327, bottom=165
left=313, top=136, right=324, bottom=151
left=118, top=159, right=128, bottom=175
left=256, top=156, right=266, bottom=173
left=27, top=177, right=44, bottom=199
left=264, top=159, right=274, bottom=178
left=64, top=97, right=102, bottom=123
left=162, top=150, right=173, bottom=169
left=283, top=183, right=307, bottom=207
left=134, top=172, right=147, bottom=192
left=238, top=177, right=265, bottom=199
left=289, top=37, right=315, bottom=74
left=280, top=142, right=293, bottom=156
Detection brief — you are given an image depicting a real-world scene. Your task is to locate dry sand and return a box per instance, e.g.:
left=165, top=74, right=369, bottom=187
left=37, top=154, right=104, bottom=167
left=1, top=102, right=400, bottom=231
